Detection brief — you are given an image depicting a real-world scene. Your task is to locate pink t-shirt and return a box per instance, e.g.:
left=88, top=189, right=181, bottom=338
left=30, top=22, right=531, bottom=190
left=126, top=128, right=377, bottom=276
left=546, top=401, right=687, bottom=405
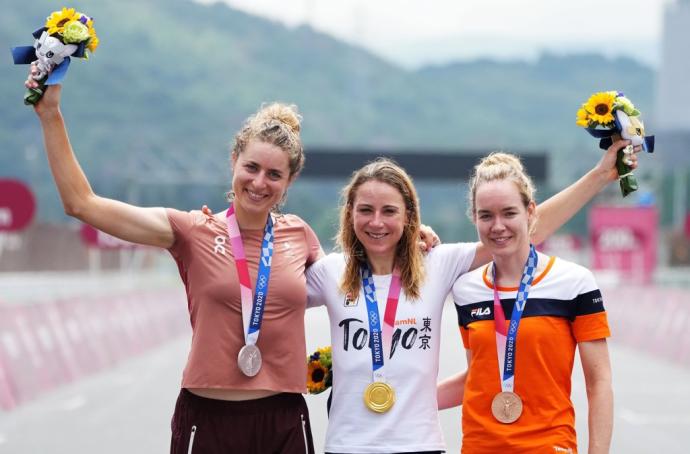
left=167, top=209, right=322, bottom=393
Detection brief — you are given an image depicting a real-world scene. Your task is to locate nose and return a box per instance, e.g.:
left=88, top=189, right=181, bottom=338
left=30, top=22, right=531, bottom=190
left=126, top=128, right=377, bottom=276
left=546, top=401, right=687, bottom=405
left=370, top=211, right=384, bottom=227
left=490, top=216, right=505, bottom=232
left=251, top=172, right=268, bottom=189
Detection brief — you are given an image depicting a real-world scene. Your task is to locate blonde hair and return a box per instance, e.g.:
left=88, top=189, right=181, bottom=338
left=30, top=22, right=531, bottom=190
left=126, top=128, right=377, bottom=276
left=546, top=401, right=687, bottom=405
left=336, top=158, right=425, bottom=301
left=468, top=152, right=537, bottom=232
left=232, top=103, right=304, bottom=178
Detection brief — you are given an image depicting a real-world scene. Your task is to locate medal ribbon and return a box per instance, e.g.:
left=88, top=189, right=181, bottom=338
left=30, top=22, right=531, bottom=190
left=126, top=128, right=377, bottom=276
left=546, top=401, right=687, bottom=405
left=226, top=203, right=274, bottom=346
left=492, top=244, right=538, bottom=393
left=361, top=263, right=402, bottom=383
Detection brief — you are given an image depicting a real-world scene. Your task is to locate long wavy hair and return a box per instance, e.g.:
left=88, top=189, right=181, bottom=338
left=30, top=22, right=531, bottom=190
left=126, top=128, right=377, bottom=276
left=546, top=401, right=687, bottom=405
left=336, top=158, right=425, bottom=301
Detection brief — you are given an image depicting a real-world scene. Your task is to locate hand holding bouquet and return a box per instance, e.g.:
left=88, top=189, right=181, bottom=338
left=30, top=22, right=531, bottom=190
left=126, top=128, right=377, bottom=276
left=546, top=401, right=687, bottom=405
left=306, top=346, right=332, bottom=394
left=576, top=91, right=655, bottom=197
left=11, top=7, right=99, bottom=105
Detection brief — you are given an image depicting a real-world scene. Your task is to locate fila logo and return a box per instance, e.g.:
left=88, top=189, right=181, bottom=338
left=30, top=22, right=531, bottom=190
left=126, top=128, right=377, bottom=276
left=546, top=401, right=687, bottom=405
left=470, top=307, right=490, bottom=317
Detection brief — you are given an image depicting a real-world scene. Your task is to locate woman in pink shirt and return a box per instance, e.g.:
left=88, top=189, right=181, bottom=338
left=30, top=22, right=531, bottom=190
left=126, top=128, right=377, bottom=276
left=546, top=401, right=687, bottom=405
left=26, top=69, right=323, bottom=453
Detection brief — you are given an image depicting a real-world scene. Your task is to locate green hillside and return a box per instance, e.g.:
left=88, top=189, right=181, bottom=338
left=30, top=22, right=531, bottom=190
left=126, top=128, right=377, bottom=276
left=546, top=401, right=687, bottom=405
left=2, top=0, right=654, bottom=227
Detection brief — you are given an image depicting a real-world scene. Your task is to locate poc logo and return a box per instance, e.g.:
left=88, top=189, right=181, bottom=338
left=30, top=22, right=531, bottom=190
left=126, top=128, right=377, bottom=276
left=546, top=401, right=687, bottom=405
left=470, top=307, right=491, bottom=317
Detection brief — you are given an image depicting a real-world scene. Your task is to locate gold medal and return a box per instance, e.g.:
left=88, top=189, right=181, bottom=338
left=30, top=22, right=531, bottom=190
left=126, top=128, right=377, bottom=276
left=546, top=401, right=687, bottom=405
left=491, top=391, right=523, bottom=423
left=363, top=382, right=395, bottom=413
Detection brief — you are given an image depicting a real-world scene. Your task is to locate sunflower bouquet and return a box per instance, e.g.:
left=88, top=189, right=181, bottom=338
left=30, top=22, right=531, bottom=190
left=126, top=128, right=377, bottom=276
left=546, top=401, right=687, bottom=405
left=11, top=7, right=99, bottom=105
left=576, top=91, right=654, bottom=197
left=306, top=346, right=332, bottom=394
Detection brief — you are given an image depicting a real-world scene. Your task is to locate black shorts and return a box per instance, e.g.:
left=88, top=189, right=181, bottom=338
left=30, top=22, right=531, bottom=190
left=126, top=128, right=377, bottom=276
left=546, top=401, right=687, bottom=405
left=170, top=388, right=315, bottom=454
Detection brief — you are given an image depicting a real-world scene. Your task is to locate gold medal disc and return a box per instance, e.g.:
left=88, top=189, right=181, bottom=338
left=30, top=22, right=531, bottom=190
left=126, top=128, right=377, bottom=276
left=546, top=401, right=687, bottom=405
left=363, top=382, right=395, bottom=413
left=491, top=391, right=523, bottom=424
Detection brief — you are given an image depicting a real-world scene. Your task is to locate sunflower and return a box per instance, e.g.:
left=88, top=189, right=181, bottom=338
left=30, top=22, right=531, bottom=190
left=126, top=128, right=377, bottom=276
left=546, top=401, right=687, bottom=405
left=584, top=91, right=616, bottom=126
left=45, top=7, right=79, bottom=35
left=307, top=360, right=329, bottom=394
left=576, top=106, right=590, bottom=127
left=85, top=19, right=99, bottom=53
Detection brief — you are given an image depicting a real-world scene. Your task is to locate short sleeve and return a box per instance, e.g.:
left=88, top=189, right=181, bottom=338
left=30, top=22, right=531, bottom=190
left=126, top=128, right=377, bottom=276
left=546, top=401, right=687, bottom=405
left=303, top=221, right=324, bottom=266
left=452, top=242, right=478, bottom=278
left=428, top=242, right=478, bottom=284
left=571, top=268, right=611, bottom=342
left=166, top=208, right=196, bottom=258
left=306, top=256, right=328, bottom=308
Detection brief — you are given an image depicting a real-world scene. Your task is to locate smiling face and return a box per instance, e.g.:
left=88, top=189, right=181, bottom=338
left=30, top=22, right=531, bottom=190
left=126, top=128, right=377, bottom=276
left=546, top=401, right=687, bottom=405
left=352, top=180, right=407, bottom=265
left=474, top=179, right=535, bottom=259
left=231, top=140, right=292, bottom=224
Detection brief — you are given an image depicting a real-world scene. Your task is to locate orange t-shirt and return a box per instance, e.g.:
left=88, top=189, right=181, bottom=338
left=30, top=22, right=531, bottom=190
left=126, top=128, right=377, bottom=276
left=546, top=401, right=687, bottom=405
left=453, top=256, right=610, bottom=454
left=167, top=209, right=322, bottom=393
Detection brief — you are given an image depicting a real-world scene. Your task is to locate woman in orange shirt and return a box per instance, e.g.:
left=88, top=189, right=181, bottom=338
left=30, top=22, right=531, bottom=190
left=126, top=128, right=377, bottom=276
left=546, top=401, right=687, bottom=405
left=440, top=153, right=613, bottom=454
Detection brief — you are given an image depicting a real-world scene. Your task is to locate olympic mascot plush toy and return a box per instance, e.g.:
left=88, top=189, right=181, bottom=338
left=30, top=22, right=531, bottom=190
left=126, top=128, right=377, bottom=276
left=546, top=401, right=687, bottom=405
left=11, top=7, right=98, bottom=105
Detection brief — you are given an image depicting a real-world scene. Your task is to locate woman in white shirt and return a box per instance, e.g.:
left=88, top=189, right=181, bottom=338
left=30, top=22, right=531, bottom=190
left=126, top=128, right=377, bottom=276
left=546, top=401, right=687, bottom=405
left=306, top=143, right=635, bottom=453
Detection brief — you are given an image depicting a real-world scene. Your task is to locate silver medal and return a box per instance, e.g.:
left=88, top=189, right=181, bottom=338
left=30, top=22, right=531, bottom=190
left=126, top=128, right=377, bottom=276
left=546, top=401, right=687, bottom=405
left=238, top=344, right=262, bottom=377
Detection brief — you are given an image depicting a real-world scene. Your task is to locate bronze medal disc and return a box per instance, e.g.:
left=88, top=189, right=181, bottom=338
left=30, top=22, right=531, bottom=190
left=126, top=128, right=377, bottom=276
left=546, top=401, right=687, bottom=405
left=491, top=391, right=523, bottom=424
left=237, top=344, right=262, bottom=377
left=363, top=382, right=395, bottom=413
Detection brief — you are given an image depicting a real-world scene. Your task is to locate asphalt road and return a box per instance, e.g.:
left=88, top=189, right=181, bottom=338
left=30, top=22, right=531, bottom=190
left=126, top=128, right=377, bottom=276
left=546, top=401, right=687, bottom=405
left=1, top=304, right=688, bottom=453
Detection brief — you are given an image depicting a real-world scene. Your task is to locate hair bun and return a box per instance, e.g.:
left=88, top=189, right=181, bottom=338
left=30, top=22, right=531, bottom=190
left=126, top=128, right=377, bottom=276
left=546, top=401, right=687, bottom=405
left=477, top=152, right=524, bottom=173
left=467, top=151, right=536, bottom=222
left=255, top=103, right=302, bottom=134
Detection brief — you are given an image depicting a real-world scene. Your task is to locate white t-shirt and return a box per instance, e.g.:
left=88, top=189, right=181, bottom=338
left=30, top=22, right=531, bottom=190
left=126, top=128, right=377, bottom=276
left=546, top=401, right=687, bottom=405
left=307, top=243, right=477, bottom=454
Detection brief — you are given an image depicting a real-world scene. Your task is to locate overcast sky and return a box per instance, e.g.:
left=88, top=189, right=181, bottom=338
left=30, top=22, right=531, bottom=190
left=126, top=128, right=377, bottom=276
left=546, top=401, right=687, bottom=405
left=198, top=0, right=675, bottom=68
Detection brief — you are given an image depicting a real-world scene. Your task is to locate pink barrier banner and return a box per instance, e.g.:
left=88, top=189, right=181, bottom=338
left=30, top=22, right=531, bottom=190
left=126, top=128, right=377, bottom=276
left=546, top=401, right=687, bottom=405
left=0, top=306, right=48, bottom=405
left=0, top=288, right=189, bottom=410
left=45, top=301, right=83, bottom=382
left=589, top=205, right=658, bottom=283
left=603, top=286, right=690, bottom=364
left=0, top=307, right=20, bottom=410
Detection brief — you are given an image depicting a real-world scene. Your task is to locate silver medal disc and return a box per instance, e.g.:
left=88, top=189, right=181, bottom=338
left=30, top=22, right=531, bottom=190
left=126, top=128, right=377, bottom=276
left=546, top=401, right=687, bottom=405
left=238, top=344, right=262, bottom=377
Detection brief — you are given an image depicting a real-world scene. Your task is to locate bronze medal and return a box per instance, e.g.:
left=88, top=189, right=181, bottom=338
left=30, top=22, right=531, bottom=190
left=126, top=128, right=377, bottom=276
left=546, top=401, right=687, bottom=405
left=237, top=344, right=262, bottom=377
left=363, top=382, right=395, bottom=413
left=491, top=391, right=523, bottom=424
